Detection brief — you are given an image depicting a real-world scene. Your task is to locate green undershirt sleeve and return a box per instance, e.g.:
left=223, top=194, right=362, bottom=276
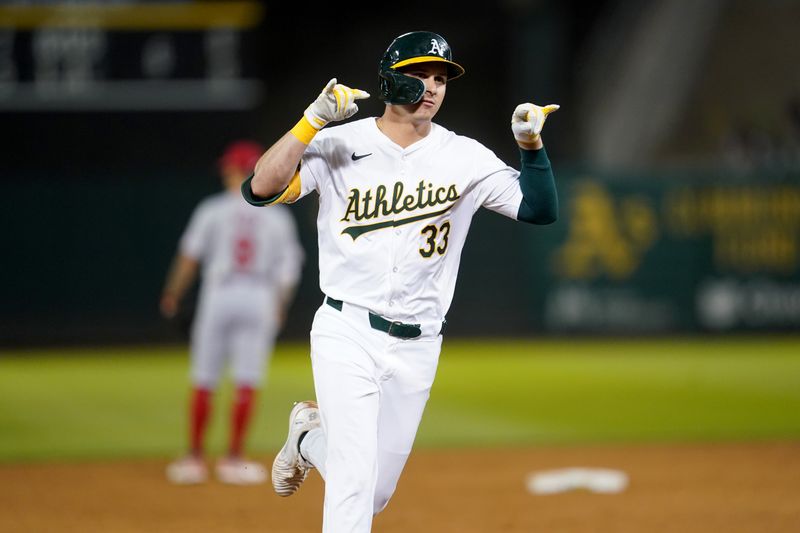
left=516, top=146, right=558, bottom=224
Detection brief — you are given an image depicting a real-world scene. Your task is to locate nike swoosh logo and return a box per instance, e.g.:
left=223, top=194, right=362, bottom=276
left=351, top=152, right=372, bottom=161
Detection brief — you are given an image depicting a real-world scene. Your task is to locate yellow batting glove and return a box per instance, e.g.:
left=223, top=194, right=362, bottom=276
left=291, top=78, right=370, bottom=144
left=511, top=103, right=560, bottom=144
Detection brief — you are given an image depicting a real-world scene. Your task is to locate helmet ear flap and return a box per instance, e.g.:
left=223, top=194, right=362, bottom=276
left=378, top=69, right=425, bottom=105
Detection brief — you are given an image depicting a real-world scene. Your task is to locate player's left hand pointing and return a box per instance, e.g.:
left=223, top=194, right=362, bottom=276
left=511, top=103, right=559, bottom=146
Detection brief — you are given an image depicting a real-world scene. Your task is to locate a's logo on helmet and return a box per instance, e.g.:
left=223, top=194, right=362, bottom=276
left=428, top=39, right=444, bottom=56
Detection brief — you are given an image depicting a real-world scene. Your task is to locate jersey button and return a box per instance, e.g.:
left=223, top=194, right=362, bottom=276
left=395, top=230, right=401, bottom=235
left=389, top=301, right=394, bottom=307
left=392, top=267, right=398, bottom=273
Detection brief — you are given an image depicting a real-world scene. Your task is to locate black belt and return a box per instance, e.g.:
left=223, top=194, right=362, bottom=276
left=325, top=296, right=429, bottom=339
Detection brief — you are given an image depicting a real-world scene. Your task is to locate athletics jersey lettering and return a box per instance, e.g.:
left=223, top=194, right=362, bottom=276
left=341, top=180, right=459, bottom=222
left=293, top=118, right=524, bottom=323
left=339, top=180, right=460, bottom=240
left=341, top=204, right=456, bottom=240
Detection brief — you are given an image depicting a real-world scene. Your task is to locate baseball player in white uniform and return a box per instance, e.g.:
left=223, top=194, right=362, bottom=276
left=160, top=140, right=304, bottom=485
left=243, top=31, right=558, bottom=531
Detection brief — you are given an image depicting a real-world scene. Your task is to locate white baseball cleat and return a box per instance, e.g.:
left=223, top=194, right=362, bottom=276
left=166, top=456, right=208, bottom=485
left=271, top=400, right=319, bottom=496
left=215, top=457, right=268, bottom=485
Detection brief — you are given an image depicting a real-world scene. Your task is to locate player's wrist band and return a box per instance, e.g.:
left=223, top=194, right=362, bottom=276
left=290, top=116, right=320, bottom=145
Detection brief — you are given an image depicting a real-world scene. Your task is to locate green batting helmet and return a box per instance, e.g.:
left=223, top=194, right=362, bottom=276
left=378, top=31, right=465, bottom=105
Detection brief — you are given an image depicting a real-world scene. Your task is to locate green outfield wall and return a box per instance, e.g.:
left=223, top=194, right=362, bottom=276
left=524, top=169, right=800, bottom=334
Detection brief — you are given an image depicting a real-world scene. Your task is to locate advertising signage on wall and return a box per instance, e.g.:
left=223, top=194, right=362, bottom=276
left=530, top=172, right=800, bottom=333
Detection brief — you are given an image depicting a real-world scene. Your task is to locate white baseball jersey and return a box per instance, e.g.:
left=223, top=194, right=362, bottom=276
left=180, top=190, right=302, bottom=292
left=282, top=117, right=523, bottom=325
left=180, top=190, right=303, bottom=387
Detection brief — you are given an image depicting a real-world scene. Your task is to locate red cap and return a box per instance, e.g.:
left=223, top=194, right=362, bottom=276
left=218, top=139, right=264, bottom=174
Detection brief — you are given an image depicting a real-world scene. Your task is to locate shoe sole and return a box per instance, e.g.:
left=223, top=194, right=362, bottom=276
left=271, top=401, right=318, bottom=496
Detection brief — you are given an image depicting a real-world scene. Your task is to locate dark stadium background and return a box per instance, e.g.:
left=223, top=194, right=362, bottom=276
left=2, top=0, right=798, bottom=346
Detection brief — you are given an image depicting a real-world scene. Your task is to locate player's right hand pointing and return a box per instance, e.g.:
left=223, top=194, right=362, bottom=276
left=304, top=78, right=370, bottom=130
left=511, top=102, right=560, bottom=145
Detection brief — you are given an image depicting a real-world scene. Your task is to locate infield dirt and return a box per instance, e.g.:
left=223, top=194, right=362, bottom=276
left=1, top=441, right=797, bottom=532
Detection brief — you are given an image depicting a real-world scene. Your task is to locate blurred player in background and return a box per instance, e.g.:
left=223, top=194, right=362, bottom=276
left=159, top=139, right=304, bottom=485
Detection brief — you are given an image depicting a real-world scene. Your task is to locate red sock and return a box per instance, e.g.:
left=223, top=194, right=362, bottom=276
left=190, top=387, right=212, bottom=457
left=229, top=385, right=256, bottom=458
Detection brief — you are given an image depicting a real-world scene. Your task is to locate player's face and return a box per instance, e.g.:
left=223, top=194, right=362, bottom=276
left=399, top=63, right=448, bottom=120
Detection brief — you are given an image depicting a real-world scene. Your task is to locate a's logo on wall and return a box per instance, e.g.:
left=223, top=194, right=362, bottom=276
left=428, top=39, right=444, bottom=56
left=553, top=180, right=657, bottom=280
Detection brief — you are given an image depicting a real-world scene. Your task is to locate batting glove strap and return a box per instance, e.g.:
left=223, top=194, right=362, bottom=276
left=291, top=78, right=370, bottom=145
left=290, top=116, right=320, bottom=145
left=511, top=102, right=560, bottom=143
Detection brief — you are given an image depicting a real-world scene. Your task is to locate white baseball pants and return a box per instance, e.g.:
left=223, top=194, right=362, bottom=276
left=301, top=301, right=442, bottom=533
left=190, top=279, right=278, bottom=388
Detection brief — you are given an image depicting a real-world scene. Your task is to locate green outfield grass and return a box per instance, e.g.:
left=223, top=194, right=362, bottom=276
left=1, top=336, right=799, bottom=462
